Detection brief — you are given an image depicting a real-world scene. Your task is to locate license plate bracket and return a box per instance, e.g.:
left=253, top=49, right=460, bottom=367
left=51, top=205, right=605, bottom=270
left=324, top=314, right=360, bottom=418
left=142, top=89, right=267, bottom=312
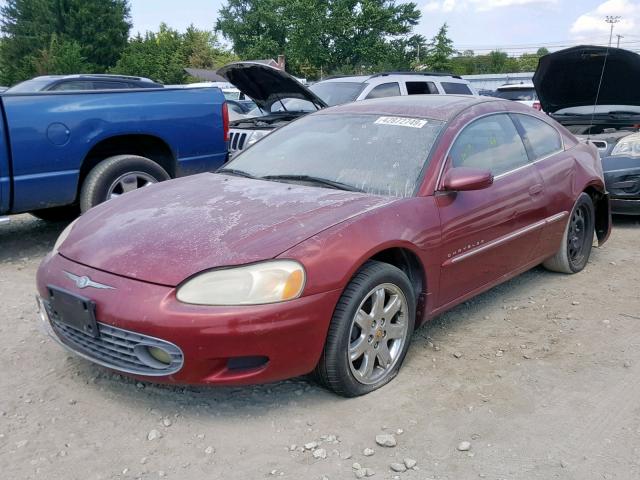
left=47, top=286, right=99, bottom=338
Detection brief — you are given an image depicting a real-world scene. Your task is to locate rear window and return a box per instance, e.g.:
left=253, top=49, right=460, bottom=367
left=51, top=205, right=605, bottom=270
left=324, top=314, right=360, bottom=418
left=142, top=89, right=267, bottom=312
left=441, top=82, right=473, bottom=95
left=514, top=114, right=563, bottom=159
left=495, top=88, right=537, bottom=101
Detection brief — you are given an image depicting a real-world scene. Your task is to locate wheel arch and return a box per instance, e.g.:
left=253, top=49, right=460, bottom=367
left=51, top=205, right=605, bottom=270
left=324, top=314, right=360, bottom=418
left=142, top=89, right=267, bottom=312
left=361, top=245, right=428, bottom=325
left=78, top=134, right=176, bottom=198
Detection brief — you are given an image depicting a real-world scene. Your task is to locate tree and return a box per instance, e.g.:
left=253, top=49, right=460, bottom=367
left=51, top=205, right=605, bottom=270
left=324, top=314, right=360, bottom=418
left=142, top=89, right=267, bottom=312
left=112, top=24, right=238, bottom=84
left=423, top=23, right=454, bottom=72
left=33, top=34, right=87, bottom=75
left=216, top=0, right=422, bottom=78
left=536, top=47, right=549, bottom=56
left=0, top=0, right=130, bottom=84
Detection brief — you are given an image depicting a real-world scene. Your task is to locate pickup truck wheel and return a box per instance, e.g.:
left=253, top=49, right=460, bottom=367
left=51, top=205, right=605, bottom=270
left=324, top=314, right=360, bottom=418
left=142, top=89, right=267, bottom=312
left=80, top=155, right=170, bottom=212
left=31, top=205, right=79, bottom=222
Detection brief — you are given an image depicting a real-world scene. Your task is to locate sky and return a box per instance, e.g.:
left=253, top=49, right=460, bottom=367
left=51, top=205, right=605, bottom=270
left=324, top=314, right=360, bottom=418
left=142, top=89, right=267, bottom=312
left=129, top=0, right=640, bottom=55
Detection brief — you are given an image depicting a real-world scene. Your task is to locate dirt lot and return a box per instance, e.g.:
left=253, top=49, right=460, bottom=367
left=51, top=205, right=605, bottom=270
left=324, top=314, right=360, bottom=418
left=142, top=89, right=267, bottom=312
left=1, top=214, right=639, bottom=480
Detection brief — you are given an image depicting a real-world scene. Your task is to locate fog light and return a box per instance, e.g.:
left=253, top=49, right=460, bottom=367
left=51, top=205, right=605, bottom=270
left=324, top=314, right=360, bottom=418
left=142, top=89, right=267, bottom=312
left=147, top=346, right=172, bottom=365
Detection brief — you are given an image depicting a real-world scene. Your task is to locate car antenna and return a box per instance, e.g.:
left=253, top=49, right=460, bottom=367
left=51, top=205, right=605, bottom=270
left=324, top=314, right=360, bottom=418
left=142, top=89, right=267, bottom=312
left=587, top=45, right=613, bottom=143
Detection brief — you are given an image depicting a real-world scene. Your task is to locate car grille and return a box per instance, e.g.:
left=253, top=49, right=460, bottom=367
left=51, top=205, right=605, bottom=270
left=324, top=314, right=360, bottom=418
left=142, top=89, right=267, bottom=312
left=229, top=130, right=248, bottom=152
left=43, top=300, right=183, bottom=376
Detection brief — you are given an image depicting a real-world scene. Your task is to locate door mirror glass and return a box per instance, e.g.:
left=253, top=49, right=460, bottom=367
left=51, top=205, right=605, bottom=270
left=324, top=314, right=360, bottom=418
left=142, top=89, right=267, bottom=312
left=442, top=167, right=494, bottom=192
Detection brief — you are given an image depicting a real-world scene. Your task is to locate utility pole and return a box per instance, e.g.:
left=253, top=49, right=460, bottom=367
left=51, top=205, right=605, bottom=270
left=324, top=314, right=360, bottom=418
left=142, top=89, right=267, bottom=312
left=616, top=34, right=623, bottom=48
left=605, top=15, right=621, bottom=47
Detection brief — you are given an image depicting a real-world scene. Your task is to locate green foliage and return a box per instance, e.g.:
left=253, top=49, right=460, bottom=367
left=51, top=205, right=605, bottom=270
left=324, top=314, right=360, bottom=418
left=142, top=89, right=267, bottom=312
left=32, top=34, right=87, bottom=75
left=0, top=0, right=130, bottom=84
left=451, top=49, right=548, bottom=75
left=216, top=0, right=422, bottom=78
left=112, top=24, right=238, bottom=84
left=423, top=23, right=454, bottom=72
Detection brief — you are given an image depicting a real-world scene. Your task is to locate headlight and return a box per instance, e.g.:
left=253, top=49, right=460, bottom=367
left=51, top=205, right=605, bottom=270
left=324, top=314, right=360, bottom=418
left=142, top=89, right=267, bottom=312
left=52, top=218, right=79, bottom=254
left=176, top=260, right=305, bottom=306
left=246, top=130, right=269, bottom=147
left=611, top=134, right=640, bottom=157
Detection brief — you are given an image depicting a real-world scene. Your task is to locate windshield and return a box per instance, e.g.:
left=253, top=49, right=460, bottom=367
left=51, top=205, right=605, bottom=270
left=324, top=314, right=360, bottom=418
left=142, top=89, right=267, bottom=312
left=495, top=87, right=537, bottom=101
left=224, top=113, right=443, bottom=197
left=310, top=81, right=366, bottom=106
left=6, top=78, right=55, bottom=93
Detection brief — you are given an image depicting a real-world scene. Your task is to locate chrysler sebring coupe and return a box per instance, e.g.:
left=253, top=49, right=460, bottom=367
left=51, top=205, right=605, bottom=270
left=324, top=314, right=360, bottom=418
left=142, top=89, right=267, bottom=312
left=36, top=95, right=611, bottom=397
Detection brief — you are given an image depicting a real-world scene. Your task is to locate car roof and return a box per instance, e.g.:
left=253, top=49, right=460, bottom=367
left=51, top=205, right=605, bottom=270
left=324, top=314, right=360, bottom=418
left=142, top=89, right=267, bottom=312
left=317, top=94, right=504, bottom=122
left=320, top=72, right=467, bottom=84
left=31, top=74, right=157, bottom=83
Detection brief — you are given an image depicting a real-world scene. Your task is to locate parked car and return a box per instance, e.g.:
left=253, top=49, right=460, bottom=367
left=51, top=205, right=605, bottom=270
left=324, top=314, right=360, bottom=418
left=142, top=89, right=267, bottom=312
left=218, top=62, right=476, bottom=157
left=494, top=83, right=541, bottom=110
left=534, top=45, right=640, bottom=214
left=6, top=74, right=163, bottom=93
left=0, top=86, right=228, bottom=221
left=36, top=95, right=610, bottom=397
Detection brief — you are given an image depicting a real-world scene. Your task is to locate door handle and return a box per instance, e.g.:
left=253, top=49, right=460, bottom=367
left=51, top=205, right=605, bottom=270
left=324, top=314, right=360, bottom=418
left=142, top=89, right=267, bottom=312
left=528, top=184, right=544, bottom=196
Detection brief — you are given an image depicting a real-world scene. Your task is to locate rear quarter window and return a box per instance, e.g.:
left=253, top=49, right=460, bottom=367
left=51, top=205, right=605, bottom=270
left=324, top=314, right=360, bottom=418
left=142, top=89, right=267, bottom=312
left=514, top=114, right=563, bottom=159
left=441, top=82, right=473, bottom=95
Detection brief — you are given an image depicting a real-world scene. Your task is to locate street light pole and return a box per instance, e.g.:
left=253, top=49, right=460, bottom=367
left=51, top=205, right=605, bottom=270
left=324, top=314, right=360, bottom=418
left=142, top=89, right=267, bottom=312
left=606, top=15, right=621, bottom=47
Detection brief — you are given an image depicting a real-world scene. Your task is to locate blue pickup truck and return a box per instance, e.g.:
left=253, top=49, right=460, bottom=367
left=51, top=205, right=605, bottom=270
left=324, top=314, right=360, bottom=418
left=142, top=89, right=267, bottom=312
left=0, top=87, right=228, bottom=221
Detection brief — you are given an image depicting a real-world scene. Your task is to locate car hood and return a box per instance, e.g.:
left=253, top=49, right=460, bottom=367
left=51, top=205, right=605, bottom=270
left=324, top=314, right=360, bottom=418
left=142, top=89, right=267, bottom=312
left=217, top=62, right=327, bottom=112
left=60, top=174, right=395, bottom=286
left=533, top=45, right=640, bottom=114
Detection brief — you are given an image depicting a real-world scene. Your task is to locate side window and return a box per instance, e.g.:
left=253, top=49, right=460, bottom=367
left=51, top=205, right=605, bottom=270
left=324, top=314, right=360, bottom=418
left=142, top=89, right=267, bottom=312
left=441, top=82, right=473, bottom=95
left=49, top=81, right=94, bottom=91
left=406, top=81, right=438, bottom=95
left=514, top=114, right=563, bottom=160
left=365, top=82, right=401, bottom=99
left=449, top=114, right=530, bottom=176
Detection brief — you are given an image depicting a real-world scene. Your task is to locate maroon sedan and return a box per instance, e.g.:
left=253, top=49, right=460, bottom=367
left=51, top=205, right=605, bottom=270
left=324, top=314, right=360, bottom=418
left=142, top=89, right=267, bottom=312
left=36, top=95, right=611, bottom=397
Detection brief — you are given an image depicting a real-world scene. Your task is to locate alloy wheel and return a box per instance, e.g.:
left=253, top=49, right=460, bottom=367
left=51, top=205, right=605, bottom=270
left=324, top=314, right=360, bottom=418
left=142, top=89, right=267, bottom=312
left=348, top=283, right=409, bottom=385
left=107, top=171, right=157, bottom=200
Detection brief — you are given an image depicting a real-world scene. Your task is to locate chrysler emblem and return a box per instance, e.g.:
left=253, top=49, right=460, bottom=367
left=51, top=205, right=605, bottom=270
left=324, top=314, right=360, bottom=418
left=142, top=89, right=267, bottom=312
left=63, top=271, right=115, bottom=290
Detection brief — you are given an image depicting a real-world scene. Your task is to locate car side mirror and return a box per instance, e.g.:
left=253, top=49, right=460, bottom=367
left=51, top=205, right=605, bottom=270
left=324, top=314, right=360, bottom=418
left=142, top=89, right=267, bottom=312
left=441, top=167, right=494, bottom=192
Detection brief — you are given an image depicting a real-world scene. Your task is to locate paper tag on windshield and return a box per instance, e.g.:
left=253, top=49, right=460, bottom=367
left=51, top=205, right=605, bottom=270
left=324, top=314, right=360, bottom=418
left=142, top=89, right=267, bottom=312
left=375, top=116, right=427, bottom=128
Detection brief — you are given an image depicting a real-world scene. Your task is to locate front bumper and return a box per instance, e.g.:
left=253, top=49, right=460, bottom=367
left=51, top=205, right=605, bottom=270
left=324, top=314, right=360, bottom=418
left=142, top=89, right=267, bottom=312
left=602, top=155, right=640, bottom=215
left=36, top=253, right=341, bottom=385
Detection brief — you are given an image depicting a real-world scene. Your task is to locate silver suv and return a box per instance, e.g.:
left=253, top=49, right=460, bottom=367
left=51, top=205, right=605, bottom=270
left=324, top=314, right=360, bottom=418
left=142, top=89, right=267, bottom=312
left=217, top=63, right=476, bottom=157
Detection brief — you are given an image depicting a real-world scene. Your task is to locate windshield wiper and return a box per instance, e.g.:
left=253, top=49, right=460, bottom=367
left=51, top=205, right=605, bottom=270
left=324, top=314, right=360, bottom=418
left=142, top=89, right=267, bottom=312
left=261, top=174, right=363, bottom=192
left=217, top=168, right=256, bottom=179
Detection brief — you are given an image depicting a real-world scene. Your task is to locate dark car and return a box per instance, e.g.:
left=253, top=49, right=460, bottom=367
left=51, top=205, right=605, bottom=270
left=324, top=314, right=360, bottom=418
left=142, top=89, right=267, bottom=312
left=534, top=45, right=640, bottom=214
left=6, top=74, right=163, bottom=93
left=37, top=95, right=610, bottom=397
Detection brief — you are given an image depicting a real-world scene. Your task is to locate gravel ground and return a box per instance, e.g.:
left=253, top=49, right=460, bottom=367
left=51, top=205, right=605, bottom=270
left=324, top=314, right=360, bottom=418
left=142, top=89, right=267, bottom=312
left=1, top=214, right=639, bottom=480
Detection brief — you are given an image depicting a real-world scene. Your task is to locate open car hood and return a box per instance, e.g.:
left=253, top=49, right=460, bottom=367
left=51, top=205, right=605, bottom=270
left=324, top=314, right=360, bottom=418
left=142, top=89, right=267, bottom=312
left=533, top=45, right=640, bottom=114
left=217, top=62, right=327, bottom=112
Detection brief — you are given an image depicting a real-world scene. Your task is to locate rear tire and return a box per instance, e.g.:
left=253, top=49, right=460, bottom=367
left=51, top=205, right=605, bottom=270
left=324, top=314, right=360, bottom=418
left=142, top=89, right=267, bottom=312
left=79, top=155, right=170, bottom=213
left=543, top=193, right=595, bottom=274
left=315, top=260, right=415, bottom=397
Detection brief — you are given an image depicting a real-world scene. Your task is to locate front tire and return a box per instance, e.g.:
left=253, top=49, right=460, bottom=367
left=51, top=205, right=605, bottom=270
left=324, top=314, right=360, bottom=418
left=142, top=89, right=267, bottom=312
left=79, top=155, right=170, bottom=213
left=543, top=193, right=595, bottom=274
left=315, top=261, right=416, bottom=397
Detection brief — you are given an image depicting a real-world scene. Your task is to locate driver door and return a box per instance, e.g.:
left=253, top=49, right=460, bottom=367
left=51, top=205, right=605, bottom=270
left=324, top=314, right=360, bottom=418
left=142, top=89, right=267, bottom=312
left=435, top=113, right=547, bottom=308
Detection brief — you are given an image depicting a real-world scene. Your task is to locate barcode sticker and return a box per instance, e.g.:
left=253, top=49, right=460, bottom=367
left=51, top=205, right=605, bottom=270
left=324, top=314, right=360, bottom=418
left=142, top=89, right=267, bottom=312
left=374, top=116, right=428, bottom=128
